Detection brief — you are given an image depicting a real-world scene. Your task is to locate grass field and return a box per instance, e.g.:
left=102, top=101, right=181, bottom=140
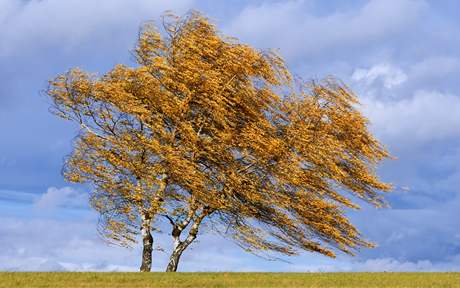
left=0, top=272, right=459, bottom=288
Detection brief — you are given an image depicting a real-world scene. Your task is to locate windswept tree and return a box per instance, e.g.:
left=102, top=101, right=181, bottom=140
left=47, top=69, right=171, bottom=271
left=47, top=11, right=391, bottom=272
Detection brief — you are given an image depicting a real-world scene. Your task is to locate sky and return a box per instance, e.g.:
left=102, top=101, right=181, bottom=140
left=1, top=0, right=460, bottom=272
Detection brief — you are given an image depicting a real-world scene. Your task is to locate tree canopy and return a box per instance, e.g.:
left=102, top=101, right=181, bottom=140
left=47, top=11, right=391, bottom=272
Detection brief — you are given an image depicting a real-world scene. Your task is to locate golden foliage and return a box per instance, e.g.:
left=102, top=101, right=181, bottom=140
left=47, top=11, right=391, bottom=259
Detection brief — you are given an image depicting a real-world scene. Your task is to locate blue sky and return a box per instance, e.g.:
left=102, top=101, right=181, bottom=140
left=1, top=0, right=460, bottom=272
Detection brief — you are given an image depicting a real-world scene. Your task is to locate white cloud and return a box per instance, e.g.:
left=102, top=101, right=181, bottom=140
left=289, top=258, right=454, bottom=272
left=352, top=63, right=407, bottom=89
left=226, top=0, right=426, bottom=61
left=0, top=216, right=142, bottom=271
left=0, top=254, right=139, bottom=272
left=362, top=90, right=460, bottom=143
left=35, top=187, right=88, bottom=209
left=250, top=255, right=460, bottom=272
left=348, top=258, right=460, bottom=272
left=0, top=0, right=194, bottom=56
left=0, top=257, right=66, bottom=272
left=60, top=262, right=137, bottom=272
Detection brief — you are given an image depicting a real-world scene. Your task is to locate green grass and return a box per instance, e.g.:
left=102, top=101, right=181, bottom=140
left=0, top=272, right=459, bottom=288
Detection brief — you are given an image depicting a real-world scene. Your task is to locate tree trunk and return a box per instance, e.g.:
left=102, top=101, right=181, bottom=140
left=164, top=206, right=211, bottom=272
left=166, top=226, right=183, bottom=272
left=165, top=222, right=199, bottom=272
left=166, top=237, right=195, bottom=272
left=139, top=214, right=153, bottom=272
left=165, top=241, right=184, bottom=272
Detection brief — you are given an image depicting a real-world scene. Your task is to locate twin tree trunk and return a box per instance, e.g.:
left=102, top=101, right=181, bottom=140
left=139, top=208, right=208, bottom=272
left=138, top=219, right=196, bottom=272
left=139, top=214, right=153, bottom=272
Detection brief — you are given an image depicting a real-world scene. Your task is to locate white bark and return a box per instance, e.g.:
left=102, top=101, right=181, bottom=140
left=140, top=214, right=153, bottom=272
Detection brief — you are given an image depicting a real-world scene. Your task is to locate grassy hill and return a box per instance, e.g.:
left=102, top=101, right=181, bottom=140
left=0, top=272, right=459, bottom=288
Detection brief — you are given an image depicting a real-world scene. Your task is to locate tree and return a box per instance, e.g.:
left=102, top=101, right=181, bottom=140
left=47, top=11, right=391, bottom=272
left=47, top=69, right=170, bottom=271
